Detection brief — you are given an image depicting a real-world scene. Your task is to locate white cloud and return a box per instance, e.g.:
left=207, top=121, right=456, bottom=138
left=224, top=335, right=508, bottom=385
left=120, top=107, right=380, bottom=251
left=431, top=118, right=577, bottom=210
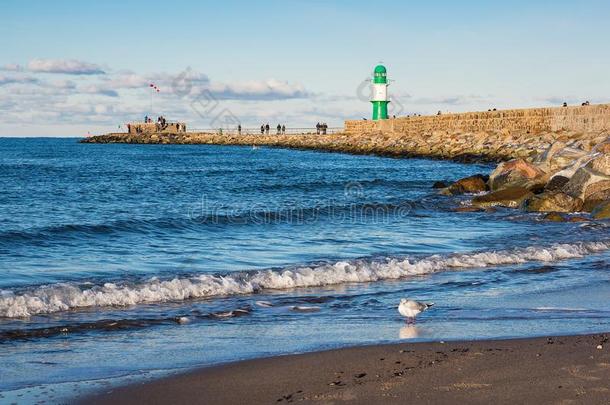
left=0, top=62, right=318, bottom=135
left=0, top=73, right=39, bottom=86
left=103, top=71, right=150, bottom=89
left=46, top=79, right=77, bottom=90
left=0, top=63, right=24, bottom=72
left=199, top=79, right=309, bottom=100
left=79, top=85, right=119, bottom=97
left=27, top=58, right=106, bottom=75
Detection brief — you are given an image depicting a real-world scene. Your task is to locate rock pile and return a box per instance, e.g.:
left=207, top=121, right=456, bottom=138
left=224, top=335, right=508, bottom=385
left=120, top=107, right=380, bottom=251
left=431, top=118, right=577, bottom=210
left=444, top=139, right=610, bottom=220
left=81, top=129, right=609, bottom=163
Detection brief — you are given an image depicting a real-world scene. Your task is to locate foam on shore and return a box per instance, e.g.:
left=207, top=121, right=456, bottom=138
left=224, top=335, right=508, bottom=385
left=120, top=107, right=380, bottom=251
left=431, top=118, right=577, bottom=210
left=1, top=240, right=609, bottom=318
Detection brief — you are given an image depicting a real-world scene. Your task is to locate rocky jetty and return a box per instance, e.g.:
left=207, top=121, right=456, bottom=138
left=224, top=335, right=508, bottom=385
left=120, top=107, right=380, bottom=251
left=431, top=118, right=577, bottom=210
left=444, top=138, right=610, bottom=221
left=83, top=104, right=610, bottom=162
left=81, top=127, right=610, bottom=162
left=83, top=104, right=610, bottom=218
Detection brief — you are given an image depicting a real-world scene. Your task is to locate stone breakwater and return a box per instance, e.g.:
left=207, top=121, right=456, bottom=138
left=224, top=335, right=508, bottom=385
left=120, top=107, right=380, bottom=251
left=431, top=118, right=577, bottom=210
left=363, top=105, right=610, bottom=220
left=83, top=103, right=610, bottom=219
left=440, top=138, right=610, bottom=220
left=345, top=104, right=610, bottom=135
left=83, top=104, right=610, bottom=163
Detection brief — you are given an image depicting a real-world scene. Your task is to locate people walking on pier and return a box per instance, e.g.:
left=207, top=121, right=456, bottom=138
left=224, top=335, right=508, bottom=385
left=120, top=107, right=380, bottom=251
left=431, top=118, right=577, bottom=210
left=281, top=125, right=286, bottom=135
left=322, top=123, right=327, bottom=135
left=318, top=123, right=325, bottom=135
left=265, top=123, right=270, bottom=135
left=260, top=125, right=265, bottom=135
left=316, top=122, right=321, bottom=135
left=276, top=124, right=281, bottom=135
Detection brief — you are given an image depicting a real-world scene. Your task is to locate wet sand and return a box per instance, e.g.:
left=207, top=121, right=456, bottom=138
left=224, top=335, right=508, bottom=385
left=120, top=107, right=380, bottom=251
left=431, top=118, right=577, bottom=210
left=85, top=333, right=610, bottom=404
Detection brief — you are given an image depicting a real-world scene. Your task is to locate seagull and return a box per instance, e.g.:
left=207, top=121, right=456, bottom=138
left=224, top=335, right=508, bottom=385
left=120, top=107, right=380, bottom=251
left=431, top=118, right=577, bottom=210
left=398, top=299, right=434, bottom=323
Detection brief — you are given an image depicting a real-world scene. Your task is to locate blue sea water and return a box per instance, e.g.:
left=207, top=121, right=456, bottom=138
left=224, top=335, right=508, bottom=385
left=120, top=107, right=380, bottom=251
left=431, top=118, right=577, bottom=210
left=1, top=138, right=609, bottom=403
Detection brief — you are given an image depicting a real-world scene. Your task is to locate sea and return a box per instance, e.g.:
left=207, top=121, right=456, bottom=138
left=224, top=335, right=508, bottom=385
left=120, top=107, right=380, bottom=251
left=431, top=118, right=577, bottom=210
left=1, top=138, right=609, bottom=403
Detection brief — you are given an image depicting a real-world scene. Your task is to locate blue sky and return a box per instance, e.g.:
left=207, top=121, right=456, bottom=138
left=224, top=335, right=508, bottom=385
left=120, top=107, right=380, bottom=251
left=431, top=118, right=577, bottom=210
left=2, top=0, right=610, bottom=136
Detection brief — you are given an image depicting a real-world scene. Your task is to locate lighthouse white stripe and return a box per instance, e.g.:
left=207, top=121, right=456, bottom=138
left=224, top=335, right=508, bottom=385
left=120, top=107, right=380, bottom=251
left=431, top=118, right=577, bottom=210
left=371, top=83, right=388, bottom=101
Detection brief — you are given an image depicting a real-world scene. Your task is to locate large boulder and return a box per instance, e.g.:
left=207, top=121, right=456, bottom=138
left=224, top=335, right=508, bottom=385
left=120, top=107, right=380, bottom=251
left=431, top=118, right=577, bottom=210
left=592, top=140, right=610, bottom=154
left=525, top=191, right=583, bottom=213
left=488, top=159, right=547, bottom=191
left=443, top=174, right=489, bottom=195
left=549, top=151, right=600, bottom=183
left=432, top=181, right=449, bottom=189
left=543, top=212, right=566, bottom=222
left=472, top=187, right=534, bottom=209
left=586, top=152, right=610, bottom=176
left=592, top=201, right=610, bottom=220
left=533, top=141, right=565, bottom=167
left=544, top=175, right=570, bottom=191
left=534, top=142, right=588, bottom=172
left=562, top=161, right=610, bottom=201
left=583, top=188, right=610, bottom=212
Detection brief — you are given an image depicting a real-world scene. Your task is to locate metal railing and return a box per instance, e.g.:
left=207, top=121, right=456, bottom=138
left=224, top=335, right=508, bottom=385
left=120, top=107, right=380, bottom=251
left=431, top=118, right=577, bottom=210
left=187, top=127, right=343, bottom=135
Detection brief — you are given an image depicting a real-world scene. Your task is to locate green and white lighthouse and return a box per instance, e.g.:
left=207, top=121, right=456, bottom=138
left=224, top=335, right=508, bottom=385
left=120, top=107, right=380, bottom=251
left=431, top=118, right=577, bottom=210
left=371, top=64, right=389, bottom=120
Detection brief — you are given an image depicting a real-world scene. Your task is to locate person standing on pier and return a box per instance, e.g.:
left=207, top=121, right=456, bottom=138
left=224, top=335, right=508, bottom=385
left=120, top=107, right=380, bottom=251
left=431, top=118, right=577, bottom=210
left=276, top=124, right=281, bottom=135
left=316, top=122, right=320, bottom=135
left=260, top=125, right=264, bottom=135
left=265, top=123, right=270, bottom=135
left=238, top=124, right=242, bottom=135
left=281, top=125, right=286, bottom=135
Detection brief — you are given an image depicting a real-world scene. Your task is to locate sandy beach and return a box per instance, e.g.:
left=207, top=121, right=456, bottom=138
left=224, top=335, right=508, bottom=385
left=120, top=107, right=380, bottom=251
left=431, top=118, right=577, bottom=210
left=84, top=333, right=610, bottom=404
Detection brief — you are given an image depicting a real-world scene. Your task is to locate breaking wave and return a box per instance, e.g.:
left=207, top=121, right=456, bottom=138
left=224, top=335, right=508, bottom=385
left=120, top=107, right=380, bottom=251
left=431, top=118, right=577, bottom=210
left=1, top=240, right=609, bottom=318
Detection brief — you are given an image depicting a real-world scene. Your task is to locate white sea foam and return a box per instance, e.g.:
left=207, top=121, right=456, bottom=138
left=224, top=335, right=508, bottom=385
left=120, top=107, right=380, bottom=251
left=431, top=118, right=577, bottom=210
left=1, top=241, right=609, bottom=318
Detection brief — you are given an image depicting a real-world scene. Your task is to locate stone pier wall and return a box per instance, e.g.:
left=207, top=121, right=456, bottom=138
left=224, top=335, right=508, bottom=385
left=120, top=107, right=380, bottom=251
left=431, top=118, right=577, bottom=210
left=85, top=104, right=610, bottom=163
left=345, top=104, right=610, bottom=136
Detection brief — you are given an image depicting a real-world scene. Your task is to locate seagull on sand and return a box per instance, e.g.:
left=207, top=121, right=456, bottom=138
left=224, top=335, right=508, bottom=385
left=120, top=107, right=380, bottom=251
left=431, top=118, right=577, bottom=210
left=398, top=299, right=434, bottom=323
